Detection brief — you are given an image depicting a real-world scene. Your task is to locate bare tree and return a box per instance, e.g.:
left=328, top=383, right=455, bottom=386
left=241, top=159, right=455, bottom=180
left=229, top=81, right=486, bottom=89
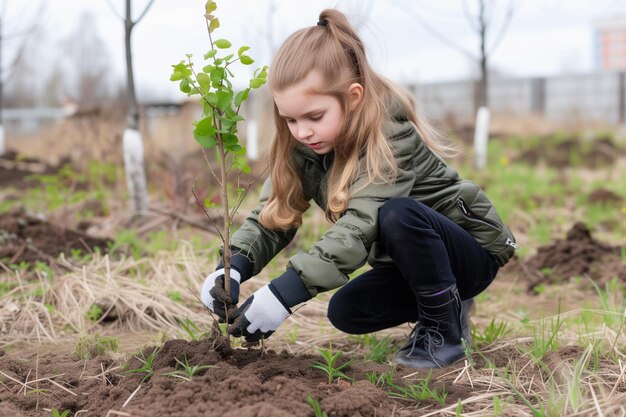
left=106, top=0, right=156, bottom=214
left=394, top=0, right=515, bottom=111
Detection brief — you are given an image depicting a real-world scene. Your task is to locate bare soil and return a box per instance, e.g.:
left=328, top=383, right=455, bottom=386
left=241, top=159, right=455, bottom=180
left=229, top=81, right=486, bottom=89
left=0, top=151, right=56, bottom=189
left=0, top=333, right=483, bottom=417
left=0, top=209, right=111, bottom=266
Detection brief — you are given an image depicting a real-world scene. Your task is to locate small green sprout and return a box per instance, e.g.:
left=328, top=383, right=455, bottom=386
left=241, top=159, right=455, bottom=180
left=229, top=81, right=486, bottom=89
left=365, top=368, right=395, bottom=387
left=306, top=395, right=329, bottom=417
left=175, top=316, right=209, bottom=341
left=85, top=304, right=103, bottom=322
left=387, top=370, right=447, bottom=406
left=125, top=348, right=159, bottom=382
left=311, top=341, right=353, bottom=384
left=363, top=335, right=395, bottom=363
left=163, top=355, right=215, bottom=381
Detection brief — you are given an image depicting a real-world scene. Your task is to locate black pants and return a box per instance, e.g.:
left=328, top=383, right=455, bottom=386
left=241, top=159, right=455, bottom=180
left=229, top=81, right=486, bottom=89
left=327, top=197, right=499, bottom=334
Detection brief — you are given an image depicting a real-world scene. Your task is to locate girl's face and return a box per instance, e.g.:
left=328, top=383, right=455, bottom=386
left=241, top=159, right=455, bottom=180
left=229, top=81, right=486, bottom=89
left=273, top=70, right=346, bottom=155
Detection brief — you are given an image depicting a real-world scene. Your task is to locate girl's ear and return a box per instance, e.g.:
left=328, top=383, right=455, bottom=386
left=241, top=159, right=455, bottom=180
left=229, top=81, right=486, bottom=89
left=347, top=82, right=364, bottom=111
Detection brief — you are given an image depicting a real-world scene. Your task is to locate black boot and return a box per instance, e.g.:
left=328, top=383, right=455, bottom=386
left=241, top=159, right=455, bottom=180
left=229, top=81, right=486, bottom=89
left=395, top=284, right=470, bottom=368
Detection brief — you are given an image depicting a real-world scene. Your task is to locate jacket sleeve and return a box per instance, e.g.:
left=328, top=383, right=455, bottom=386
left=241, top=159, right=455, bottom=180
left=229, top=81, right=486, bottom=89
left=229, top=177, right=302, bottom=276
left=287, top=124, right=421, bottom=297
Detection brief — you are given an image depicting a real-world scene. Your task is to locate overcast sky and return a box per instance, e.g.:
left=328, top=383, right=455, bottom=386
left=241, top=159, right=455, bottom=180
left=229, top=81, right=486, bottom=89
left=4, top=0, right=626, bottom=102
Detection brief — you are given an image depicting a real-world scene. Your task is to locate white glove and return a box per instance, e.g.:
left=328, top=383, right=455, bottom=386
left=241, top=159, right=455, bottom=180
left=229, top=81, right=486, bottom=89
left=228, top=284, right=290, bottom=342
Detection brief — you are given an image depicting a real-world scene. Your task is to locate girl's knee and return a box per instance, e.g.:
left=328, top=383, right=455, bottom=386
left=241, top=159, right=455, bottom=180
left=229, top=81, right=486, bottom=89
left=327, top=293, right=358, bottom=333
left=378, top=197, right=412, bottom=226
left=378, top=197, right=430, bottom=233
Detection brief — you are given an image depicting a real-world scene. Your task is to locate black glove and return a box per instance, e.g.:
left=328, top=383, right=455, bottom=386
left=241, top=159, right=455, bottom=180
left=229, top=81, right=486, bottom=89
left=200, top=268, right=241, bottom=322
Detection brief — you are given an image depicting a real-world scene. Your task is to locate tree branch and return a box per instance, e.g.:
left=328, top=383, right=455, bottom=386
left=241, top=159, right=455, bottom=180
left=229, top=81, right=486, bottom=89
left=486, top=1, right=516, bottom=57
left=393, top=0, right=476, bottom=61
left=461, top=0, right=479, bottom=33
left=134, top=0, right=156, bottom=25
left=105, top=0, right=123, bottom=21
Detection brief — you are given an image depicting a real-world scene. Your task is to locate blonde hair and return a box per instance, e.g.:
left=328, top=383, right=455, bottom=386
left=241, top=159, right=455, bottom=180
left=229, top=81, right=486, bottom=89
left=260, top=9, right=455, bottom=231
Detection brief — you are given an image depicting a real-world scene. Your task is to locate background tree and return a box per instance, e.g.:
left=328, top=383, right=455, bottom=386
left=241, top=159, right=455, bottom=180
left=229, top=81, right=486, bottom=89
left=107, top=0, right=155, bottom=214
left=395, top=0, right=515, bottom=111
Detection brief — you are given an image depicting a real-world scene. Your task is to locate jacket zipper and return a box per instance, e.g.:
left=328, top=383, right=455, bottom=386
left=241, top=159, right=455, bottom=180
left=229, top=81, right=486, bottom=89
left=456, top=198, right=501, bottom=231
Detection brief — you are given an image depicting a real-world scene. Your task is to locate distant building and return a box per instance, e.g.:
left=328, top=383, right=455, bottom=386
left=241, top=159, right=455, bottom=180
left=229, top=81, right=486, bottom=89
left=594, top=16, right=626, bottom=71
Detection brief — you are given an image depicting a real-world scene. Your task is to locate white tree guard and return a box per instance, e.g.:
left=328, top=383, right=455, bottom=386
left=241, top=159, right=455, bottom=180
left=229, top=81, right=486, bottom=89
left=474, top=107, right=490, bottom=170
left=123, top=128, right=149, bottom=213
left=0, top=125, right=5, bottom=156
left=246, top=119, right=259, bottom=161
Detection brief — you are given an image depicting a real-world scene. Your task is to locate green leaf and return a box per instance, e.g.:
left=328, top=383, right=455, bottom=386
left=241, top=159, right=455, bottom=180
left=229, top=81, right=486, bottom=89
left=170, top=71, right=183, bottom=81
left=170, top=61, right=191, bottom=81
left=214, top=39, right=231, bottom=49
left=214, top=58, right=224, bottom=66
left=193, top=117, right=216, bottom=148
left=223, top=53, right=234, bottom=62
left=204, top=198, right=216, bottom=209
left=202, top=64, right=216, bottom=74
left=254, top=65, right=268, bottom=79
left=222, top=133, right=238, bottom=147
left=238, top=46, right=250, bottom=56
left=204, top=49, right=217, bottom=59
left=211, top=67, right=225, bottom=87
left=236, top=158, right=251, bottom=174
left=205, top=92, right=218, bottom=106
left=197, top=73, right=211, bottom=92
left=209, top=17, right=220, bottom=33
left=230, top=144, right=246, bottom=155
left=179, top=79, right=191, bottom=94
left=205, top=1, right=217, bottom=14
left=216, top=90, right=233, bottom=110
left=249, top=77, right=265, bottom=89
left=240, top=55, right=254, bottom=65
left=234, top=89, right=249, bottom=107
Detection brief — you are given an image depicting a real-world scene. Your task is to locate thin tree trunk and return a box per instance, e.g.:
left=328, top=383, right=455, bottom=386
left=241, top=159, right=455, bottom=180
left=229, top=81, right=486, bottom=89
left=125, top=0, right=139, bottom=130
left=477, top=0, right=488, bottom=111
left=123, top=0, right=148, bottom=213
left=218, top=139, right=231, bottom=295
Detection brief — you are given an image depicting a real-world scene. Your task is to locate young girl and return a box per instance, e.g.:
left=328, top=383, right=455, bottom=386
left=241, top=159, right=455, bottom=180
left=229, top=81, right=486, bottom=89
left=201, top=9, right=517, bottom=368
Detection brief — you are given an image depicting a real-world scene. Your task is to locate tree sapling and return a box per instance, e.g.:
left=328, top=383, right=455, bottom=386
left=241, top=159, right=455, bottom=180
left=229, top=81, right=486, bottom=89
left=170, top=0, right=267, bottom=304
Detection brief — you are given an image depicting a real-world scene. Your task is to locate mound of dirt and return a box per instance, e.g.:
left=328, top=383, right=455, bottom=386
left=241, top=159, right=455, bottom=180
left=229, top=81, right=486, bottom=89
left=524, top=222, right=626, bottom=291
left=0, top=210, right=111, bottom=266
left=516, top=136, right=622, bottom=168
left=0, top=151, right=55, bottom=188
left=588, top=188, right=624, bottom=206
left=0, top=334, right=478, bottom=417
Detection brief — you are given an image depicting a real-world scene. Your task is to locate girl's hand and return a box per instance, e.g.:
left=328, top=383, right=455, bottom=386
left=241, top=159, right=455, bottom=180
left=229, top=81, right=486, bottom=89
left=228, top=284, right=290, bottom=342
left=201, top=268, right=242, bottom=322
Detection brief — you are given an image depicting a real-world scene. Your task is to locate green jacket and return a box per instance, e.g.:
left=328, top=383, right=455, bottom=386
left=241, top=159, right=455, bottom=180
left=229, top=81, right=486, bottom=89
left=230, top=101, right=517, bottom=298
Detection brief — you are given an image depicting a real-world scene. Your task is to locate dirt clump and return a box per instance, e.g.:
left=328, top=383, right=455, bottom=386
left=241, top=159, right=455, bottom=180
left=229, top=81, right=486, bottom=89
left=524, top=222, right=626, bottom=292
left=0, top=209, right=111, bottom=266
left=0, top=150, right=54, bottom=188
left=516, top=136, right=623, bottom=168
left=588, top=188, right=624, bottom=206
